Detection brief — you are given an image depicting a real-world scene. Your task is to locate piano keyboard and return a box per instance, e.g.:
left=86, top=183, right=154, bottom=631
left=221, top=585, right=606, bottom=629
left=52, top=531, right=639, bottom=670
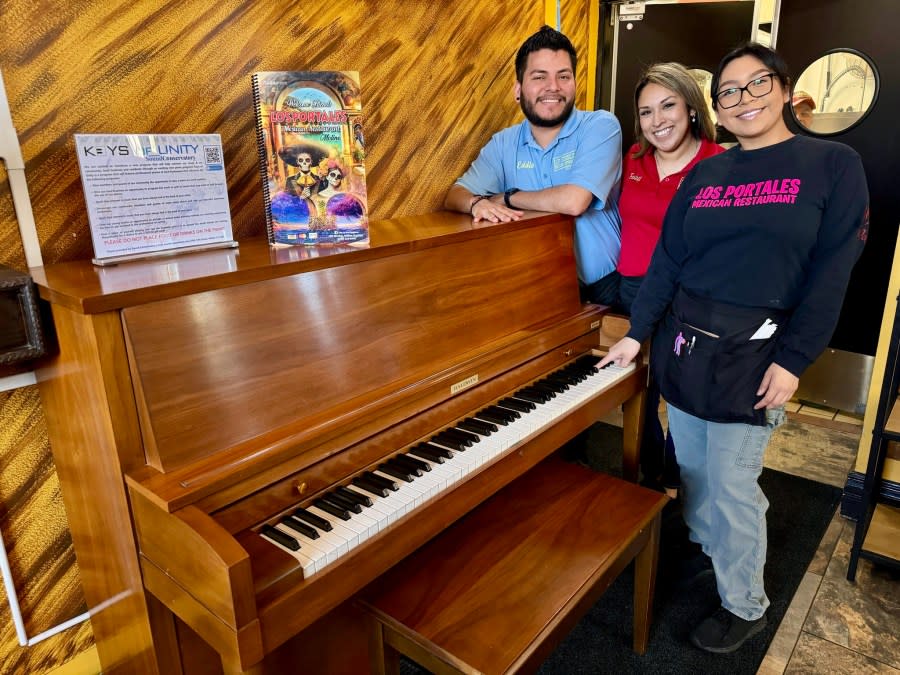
left=260, top=355, right=636, bottom=577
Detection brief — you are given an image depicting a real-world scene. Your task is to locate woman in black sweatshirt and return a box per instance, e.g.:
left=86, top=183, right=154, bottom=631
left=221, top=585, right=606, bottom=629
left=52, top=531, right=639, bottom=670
left=600, top=42, right=868, bottom=654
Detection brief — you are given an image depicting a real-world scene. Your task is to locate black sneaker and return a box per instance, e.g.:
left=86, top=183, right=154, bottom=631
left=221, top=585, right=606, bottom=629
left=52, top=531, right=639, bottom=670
left=690, top=606, right=767, bottom=653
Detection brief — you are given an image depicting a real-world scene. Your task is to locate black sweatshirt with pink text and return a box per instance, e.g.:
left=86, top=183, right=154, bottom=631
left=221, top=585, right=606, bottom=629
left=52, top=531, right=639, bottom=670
left=627, top=134, right=868, bottom=377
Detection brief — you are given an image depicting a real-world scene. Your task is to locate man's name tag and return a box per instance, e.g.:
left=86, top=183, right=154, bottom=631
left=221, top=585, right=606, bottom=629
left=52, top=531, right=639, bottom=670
left=750, top=318, right=778, bottom=340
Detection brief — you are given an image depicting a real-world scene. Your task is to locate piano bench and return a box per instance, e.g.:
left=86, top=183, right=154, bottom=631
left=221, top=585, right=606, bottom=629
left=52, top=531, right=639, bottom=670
left=357, top=456, right=668, bottom=675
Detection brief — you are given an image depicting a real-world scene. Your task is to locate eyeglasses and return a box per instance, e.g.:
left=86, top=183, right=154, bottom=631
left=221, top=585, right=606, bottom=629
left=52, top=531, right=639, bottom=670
left=714, top=73, right=777, bottom=109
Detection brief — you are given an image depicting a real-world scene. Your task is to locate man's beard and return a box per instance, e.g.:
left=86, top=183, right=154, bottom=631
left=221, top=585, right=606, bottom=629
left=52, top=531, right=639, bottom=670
left=520, top=96, right=574, bottom=128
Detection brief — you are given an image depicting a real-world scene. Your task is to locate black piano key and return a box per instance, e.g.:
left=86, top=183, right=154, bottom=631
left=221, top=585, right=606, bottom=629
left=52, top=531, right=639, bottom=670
left=516, top=388, right=549, bottom=403
left=528, top=382, right=559, bottom=397
left=385, top=457, right=422, bottom=477
left=399, top=453, right=432, bottom=472
left=447, top=426, right=481, bottom=443
left=280, top=516, right=320, bottom=540
left=431, top=432, right=466, bottom=451
left=418, top=441, right=454, bottom=458
left=392, top=453, right=430, bottom=474
left=560, top=363, right=588, bottom=377
left=312, top=498, right=352, bottom=521
left=439, top=427, right=477, bottom=445
left=457, top=419, right=496, bottom=435
left=364, top=471, right=400, bottom=492
left=576, top=355, right=601, bottom=370
left=336, top=485, right=373, bottom=507
left=378, top=463, right=415, bottom=483
left=322, top=491, right=363, bottom=514
left=408, top=445, right=446, bottom=463
left=261, top=524, right=300, bottom=551
left=568, top=356, right=595, bottom=370
left=474, top=410, right=511, bottom=425
left=557, top=367, right=587, bottom=382
left=352, top=475, right=391, bottom=497
left=484, top=405, right=519, bottom=421
left=498, top=397, right=534, bottom=413
left=538, top=378, right=569, bottom=392
left=519, top=384, right=549, bottom=396
left=292, top=507, right=333, bottom=531
left=545, top=372, right=575, bottom=386
left=437, top=430, right=471, bottom=447
left=557, top=361, right=588, bottom=375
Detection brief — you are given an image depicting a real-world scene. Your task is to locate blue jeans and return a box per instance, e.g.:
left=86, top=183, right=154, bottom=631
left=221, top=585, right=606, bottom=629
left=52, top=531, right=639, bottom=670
left=666, top=403, right=786, bottom=620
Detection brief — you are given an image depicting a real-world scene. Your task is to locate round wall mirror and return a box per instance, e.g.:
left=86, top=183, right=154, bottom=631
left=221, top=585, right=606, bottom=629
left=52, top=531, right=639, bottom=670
left=792, top=49, right=879, bottom=135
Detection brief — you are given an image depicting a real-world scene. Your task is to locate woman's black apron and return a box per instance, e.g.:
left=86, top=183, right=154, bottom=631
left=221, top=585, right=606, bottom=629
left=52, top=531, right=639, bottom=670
left=650, top=287, right=789, bottom=426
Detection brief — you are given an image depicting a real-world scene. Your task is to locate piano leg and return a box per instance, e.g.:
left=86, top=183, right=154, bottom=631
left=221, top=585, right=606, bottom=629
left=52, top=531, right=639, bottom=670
left=368, top=616, right=401, bottom=675
left=621, top=386, right=646, bottom=482
left=632, top=509, right=662, bottom=654
left=145, top=593, right=186, bottom=675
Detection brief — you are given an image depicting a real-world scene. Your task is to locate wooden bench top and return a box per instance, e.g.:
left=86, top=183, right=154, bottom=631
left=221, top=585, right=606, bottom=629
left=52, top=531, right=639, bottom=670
left=358, top=456, right=668, bottom=674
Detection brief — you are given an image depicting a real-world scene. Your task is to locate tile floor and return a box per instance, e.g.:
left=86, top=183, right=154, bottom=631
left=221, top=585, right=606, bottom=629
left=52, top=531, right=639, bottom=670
left=757, top=409, right=900, bottom=674
left=600, top=401, right=899, bottom=673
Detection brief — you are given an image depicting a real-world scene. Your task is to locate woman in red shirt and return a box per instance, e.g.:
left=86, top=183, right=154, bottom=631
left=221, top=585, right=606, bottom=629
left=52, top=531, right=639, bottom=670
left=619, top=63, right=724, bottom=495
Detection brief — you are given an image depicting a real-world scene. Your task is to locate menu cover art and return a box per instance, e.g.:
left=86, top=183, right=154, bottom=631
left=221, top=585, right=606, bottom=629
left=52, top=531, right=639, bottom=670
left=251, top=71, right=368, bottom=246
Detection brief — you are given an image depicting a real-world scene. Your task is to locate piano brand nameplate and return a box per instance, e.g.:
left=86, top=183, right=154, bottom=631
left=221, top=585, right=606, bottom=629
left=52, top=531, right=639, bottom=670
left=451, top=374, right=479, bottom=395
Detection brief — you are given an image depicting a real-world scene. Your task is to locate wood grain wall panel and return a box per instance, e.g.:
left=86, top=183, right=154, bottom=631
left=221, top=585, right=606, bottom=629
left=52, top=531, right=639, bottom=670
left=0, top=1, right=595, bottom=670
left=0, top=164, right=28, bottom=270
left=561, top=0, right=592, bottom=109
left=0, top=387, right=93, bottom=674
left=1, top=1, right=551, bottom=265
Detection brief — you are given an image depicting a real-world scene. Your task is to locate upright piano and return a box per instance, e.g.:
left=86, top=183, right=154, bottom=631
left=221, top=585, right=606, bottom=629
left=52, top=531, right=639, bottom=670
left=32, top=211, right=646, bottom=674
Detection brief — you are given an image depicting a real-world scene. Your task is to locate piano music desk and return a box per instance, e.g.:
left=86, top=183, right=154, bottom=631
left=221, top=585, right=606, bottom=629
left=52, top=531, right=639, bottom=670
left=359, top=456, right=668, bottom=675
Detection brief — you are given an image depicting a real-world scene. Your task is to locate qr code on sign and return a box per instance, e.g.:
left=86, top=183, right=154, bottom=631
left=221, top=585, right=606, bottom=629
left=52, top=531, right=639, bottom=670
left=204, top=146, right=222, bottom=164
left=204, top=145, right=224, bottom=171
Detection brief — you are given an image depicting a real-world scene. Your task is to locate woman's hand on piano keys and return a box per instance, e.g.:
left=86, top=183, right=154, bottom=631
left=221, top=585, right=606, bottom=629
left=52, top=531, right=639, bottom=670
left=598, top=337, right=641, bottom=369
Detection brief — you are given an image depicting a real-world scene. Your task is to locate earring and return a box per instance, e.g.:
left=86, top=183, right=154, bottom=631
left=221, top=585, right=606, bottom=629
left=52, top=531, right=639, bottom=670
left=690, top=111, right=697, bottom=123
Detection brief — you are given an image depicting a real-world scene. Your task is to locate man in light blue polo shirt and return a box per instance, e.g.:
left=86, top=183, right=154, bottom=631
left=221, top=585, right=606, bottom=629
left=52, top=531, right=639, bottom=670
left=445, top=25, right=622, bottom=301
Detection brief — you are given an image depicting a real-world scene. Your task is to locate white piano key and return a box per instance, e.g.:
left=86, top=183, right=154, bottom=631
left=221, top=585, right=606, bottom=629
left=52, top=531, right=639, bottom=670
left=360, top=497, right=396, bottom=530
left=335, top=509, right=373, bottom=544
left=261, top=531, right=318, bottom=577
left=307, top=506, right=358, bottom=551
left=366, top=491, right=405, bottom=525
left=273, top=523, right=329, bottom=571
left=258, top=359, right=636, bottom=578
left=364, top=480, right=412, bottom=520
left=298, top=522, right=347, bottom=565
left=413, top=458, right=456, bottom=490
left=346, top=506, right=380, bottom=540
left=373, top=471, right=425, bottom=509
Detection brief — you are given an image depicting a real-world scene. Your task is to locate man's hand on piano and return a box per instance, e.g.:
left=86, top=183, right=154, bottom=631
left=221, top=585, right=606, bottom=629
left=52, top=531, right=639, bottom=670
left=598, top=337, right=641, bottom=369
left=472, top=194, right=523, bottom=223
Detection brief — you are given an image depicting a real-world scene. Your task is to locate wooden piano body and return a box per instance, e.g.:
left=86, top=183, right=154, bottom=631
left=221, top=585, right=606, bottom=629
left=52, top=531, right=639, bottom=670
left=32, top=211, right=647, bottom=674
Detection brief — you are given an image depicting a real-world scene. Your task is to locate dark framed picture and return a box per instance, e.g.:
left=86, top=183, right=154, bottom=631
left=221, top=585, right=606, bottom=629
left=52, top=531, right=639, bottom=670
left=0, top=265, right=45, bottom=365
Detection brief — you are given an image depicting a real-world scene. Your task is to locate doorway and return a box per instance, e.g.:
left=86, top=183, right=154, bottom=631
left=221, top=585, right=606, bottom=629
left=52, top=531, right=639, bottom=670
left=596, top=0, right=755, bottom=147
